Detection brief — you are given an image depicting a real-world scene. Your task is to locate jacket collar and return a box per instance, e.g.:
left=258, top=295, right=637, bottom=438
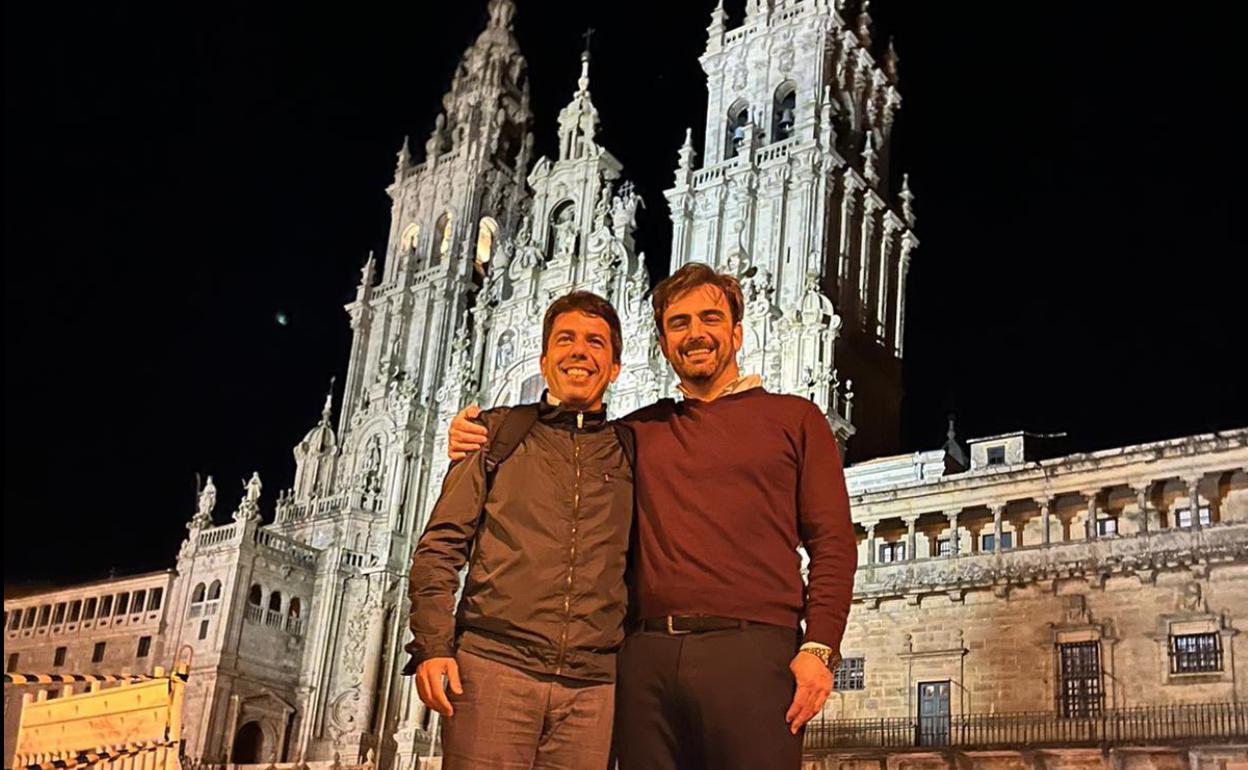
left=538, top=390, right=609, bottom=431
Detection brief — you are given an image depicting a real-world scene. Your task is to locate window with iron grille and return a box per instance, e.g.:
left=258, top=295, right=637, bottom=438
left=833, top=656, right=865, bottom=691
left=1170, top=632, right=1222, bottom=674
left=1058, top=641, right=1103, bottom=717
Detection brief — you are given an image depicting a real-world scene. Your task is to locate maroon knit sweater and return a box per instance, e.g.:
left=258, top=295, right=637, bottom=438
left=620, top=388, right=858, bottom=649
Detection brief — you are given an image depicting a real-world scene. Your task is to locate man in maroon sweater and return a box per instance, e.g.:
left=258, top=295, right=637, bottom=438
left=449, top=263, right=857, bottom=769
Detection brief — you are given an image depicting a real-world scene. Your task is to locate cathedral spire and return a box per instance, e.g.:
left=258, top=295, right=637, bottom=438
left=856, top=0, right=873, bottom=48
left=395, top=135, right=411, bottom=169
left=862, top=132, right=879, bottom=186
left=900, top=173, right=916, bottom=227
left=319, top=377, right=336, bottom=427
left=885, top=37, right=900, bottom=83
left=707, top=0, right=726, bottom=52
left=556, top=38, right=602, bottom=162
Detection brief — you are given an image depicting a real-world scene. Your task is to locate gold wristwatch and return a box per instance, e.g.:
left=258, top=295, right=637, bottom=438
left=799, top=643, right=834, bottom=667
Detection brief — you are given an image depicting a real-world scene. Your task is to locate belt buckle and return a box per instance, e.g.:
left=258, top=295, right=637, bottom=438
left=665, top=615, right=692, bottom=636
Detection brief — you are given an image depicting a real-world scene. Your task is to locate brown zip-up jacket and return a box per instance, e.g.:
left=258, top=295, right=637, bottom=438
left=404, top=399, right=634, bottom=683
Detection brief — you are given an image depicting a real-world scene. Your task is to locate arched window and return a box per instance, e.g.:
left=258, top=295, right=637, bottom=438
left=432, top=213, right=453, bottom=267
left=268, top=591, right=283, bottom=613
left=400, top=223, right=420, bottom=254
left=288, top=598, right=302, bottom=618
left=22, top=607, right=36, bottom=628
left=83, top=598, right=97, bottom=620
left=7, top=611, right=20, bottom=631
left=772, top=83, right=796, bottom=142
left=207, top=580, right=222, bottom=601
left=247, top=585, right=262, bottom=606
left=475, top=217, right=498, bottom=270
left=191, top=583, right=207, bottom=604
left=548, top=201, right=576, bottom=260
left=131, top=591, right=146, bottom=614
left=725, top=100, right=750, bottom=159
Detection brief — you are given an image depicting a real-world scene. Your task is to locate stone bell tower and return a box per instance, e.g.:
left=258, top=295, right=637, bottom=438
left=664, top=0, right=918, bottom=460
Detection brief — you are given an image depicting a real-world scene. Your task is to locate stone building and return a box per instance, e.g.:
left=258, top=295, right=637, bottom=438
left=4, top=2, right=1245, bottom=769
left=3, top=570, right=176, bottom=763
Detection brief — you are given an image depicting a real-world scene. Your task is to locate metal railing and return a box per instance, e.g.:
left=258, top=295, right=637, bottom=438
left=803, top=701, right=1248, bottom=752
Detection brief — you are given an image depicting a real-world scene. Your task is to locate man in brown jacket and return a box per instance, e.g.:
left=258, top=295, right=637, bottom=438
left=404, top=291, right=634, bottom=770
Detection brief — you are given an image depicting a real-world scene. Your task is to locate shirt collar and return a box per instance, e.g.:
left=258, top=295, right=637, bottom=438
left=677, top=373, right=763, bottom=402
left=538, top=389, right=609, bottom=430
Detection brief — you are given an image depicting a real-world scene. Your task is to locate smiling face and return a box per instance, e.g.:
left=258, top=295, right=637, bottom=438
left=658, top=283, right=742, bottom=396
left=539, top=310, right=621, bottom=411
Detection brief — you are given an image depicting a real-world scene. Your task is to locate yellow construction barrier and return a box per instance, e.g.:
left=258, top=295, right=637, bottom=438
left=8, top=652, right=190, bottom=770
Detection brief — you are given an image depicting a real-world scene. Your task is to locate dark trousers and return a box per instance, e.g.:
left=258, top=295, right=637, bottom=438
left=614, top=623, right=804, bottom=770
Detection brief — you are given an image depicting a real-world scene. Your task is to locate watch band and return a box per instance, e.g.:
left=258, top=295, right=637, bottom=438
left=799, top=643, right=833, bottom=667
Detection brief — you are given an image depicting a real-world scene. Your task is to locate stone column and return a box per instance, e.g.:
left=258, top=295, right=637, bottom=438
left=1130, top=481, right=1151, bottom=534
left=1184, top=475, right=1204, bottom=530
left=1083, top=489, right=1100, bottom=540
left=864, top=522, right=877, bottom=566
left=1034, top=496, right=1052, bottom=545
left=944, top=510, right=960, bottom=557
left=903, top=515, right=918, bottom=560
left=990, top=503, right=1005, bottom=552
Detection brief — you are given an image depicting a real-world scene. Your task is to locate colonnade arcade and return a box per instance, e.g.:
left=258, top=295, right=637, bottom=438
left=853, top=465, right=1245, bottom=567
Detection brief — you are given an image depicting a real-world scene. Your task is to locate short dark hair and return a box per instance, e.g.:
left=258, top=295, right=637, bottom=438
left=541, top=291, right=623, bottom=363
left=651, top=262, right=745, bottom=335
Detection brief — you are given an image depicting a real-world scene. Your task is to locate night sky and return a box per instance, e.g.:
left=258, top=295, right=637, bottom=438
left=4, top=2, right=1243, bottom=587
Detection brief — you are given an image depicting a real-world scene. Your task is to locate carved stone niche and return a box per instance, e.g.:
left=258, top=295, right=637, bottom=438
left=1051, top=595, right=1117, bottom=647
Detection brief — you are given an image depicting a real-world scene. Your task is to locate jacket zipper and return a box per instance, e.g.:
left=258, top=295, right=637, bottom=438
left=555, top=411, right=584, bottom=675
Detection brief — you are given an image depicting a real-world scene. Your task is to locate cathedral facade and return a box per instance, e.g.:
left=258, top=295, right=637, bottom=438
left=5, top=2, right=1245, bottom=769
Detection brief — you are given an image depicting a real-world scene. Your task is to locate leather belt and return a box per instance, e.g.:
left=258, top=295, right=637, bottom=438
left=638, top=615, right=749, bottom=635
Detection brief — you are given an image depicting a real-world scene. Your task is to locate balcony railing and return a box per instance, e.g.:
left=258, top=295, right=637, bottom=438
left=803, top=701, right=1247, bottom=752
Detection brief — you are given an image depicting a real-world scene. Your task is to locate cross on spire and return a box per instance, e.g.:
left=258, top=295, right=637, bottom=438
left=581, top=27, right=596, bottom=57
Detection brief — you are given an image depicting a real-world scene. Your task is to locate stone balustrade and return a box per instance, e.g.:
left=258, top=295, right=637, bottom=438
left=852, top=520, right=1248, bottom=606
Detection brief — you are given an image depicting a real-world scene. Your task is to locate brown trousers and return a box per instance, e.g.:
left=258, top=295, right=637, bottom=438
left=441, top=651, right=615, bottom=770
left=614, top=623, right=804, bottom=770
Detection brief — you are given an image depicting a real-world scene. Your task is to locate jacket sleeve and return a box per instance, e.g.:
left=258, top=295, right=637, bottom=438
left=795, top=403, right=858, bottom=651
left=402, top=436, right=490, bottom=673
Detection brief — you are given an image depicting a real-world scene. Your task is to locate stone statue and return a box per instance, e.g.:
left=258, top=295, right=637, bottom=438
left=552, top=210, right=577, bottom=258
left=426, top=113, right=448, bottom=158
left=390, top=332, right=404, bottom=363
left=244, top=472, right=263, bottom=505
left=231, top=472, right=263, bottom=523
left=611, top=181, right=642, bottom=236
left=594, top=181, right=612, bottom=229
left=198, top=476, right=218, bottom=519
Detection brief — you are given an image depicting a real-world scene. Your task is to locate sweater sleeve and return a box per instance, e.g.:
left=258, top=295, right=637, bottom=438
left=795, top=404, right=858, bottom=650
left=402, top=422, right=493, bottom=673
